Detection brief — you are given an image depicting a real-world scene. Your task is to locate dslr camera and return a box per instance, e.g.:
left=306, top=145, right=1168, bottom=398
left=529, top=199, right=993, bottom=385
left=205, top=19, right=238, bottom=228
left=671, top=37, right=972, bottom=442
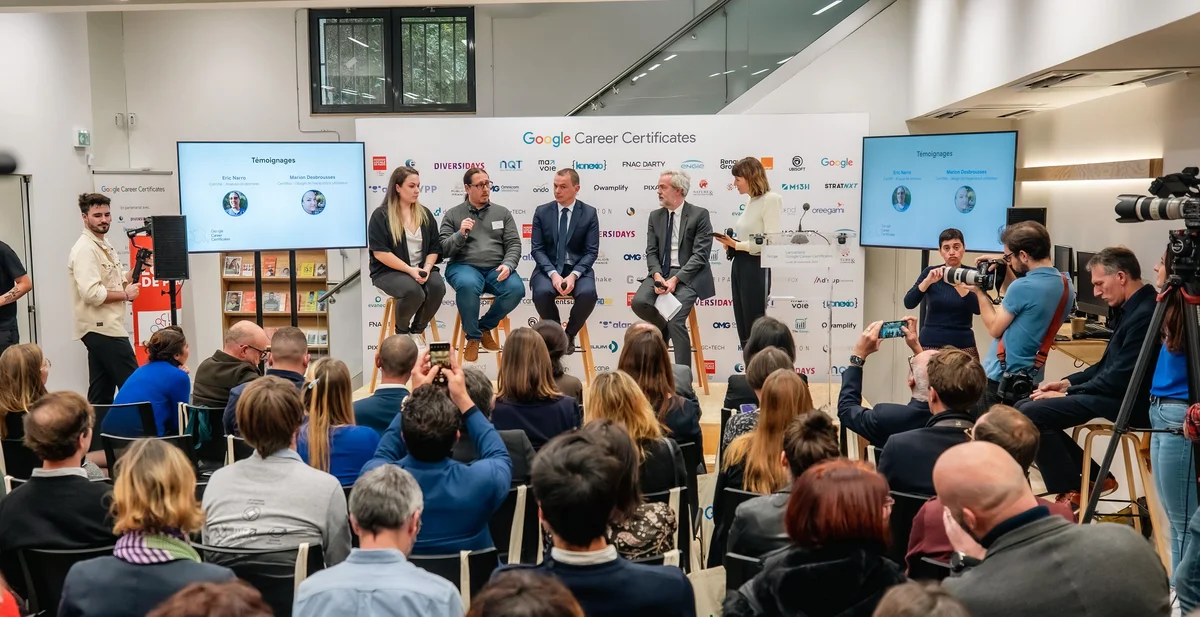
left=997, top=370, right=1035, bottom=405
left=944, top=260, right=1007, bottom=292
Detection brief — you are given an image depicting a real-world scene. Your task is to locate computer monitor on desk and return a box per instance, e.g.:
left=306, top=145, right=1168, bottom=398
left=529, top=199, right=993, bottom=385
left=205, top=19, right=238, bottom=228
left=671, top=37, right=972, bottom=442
left=1054, top=245, right=1074, bottom=275
left=1074, top=250, right=1110, bottom=320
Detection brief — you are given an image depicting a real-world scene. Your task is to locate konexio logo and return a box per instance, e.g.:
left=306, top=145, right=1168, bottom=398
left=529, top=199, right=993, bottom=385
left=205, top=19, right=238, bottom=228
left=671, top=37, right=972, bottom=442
left=574, top=160, right=607, bottom=171
left=823, top=298, right=859, bottom=309
left=820, top=157, right=854, bottom=168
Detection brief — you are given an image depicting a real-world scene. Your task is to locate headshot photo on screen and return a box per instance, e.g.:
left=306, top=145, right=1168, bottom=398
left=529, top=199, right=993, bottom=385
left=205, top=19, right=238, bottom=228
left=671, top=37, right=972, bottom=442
left=223, top=191, right=248, bottom=217
left=302, top=189, right=326, bottom=215
left=955, top=186, right=977, bottom=214
left=892, top=186, right=912, bottom=212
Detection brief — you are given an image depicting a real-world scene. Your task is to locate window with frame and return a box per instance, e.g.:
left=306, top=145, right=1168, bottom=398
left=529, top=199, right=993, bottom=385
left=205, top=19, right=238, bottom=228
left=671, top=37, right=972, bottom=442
left=309, top=7, right=476, bottom=114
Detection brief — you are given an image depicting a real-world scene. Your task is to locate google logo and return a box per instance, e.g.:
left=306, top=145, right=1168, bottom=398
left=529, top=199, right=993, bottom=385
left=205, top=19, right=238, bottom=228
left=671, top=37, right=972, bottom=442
left=523, top=132, right=571, bottom=148
left=821, top=157, right=854, bottom=168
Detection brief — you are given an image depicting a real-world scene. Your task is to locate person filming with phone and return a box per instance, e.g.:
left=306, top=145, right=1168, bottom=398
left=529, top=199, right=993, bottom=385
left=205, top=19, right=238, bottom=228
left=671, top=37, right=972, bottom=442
left=904, top=228, right=981, bottom=359
left=839, top=317, right=938, bottom=447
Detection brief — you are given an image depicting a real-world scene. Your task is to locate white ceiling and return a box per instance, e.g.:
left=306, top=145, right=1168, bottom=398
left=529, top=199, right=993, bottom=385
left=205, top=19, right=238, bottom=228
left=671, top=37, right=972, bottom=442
left=0, top=0, right=648, bottom=11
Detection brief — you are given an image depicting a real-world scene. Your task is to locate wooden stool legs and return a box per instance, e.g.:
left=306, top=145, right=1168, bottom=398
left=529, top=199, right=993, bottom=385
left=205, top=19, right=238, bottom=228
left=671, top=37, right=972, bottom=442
left=577, top=323, right=595, bottom=387
left=369, top=298, right=396, bottom=392
left=688, top=310, right=709, bottom=396
left=1077, top=424, right=1142, bottom=532
left=450, top=309, right=510, bottom=366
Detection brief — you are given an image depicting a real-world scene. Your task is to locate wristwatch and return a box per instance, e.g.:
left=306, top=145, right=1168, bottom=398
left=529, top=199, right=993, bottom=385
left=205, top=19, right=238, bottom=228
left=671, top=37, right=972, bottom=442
left=848, top=355, right=865, bottom=368
left=949, top=551, right=981, bottom=573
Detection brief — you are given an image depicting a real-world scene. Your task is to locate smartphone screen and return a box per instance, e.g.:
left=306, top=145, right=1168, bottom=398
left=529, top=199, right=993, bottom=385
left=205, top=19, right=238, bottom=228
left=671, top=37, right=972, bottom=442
left=880, top=320, right=906, bottom=339
left=429, top=343, right=451, bottom=385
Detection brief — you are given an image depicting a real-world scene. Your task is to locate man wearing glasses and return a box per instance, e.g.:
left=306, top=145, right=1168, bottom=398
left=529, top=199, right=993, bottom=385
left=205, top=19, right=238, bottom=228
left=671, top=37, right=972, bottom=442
left=192, top=320, right=268, bottom=409
left=439, top=167, right=524, bottom=362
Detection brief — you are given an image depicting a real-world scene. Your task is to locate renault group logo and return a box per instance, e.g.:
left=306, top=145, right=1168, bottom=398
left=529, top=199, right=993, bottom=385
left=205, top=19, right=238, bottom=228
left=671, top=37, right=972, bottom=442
left=433, top=161, right=485, bottom=170
left=573, top=160, right=607, bottom=171
left=680, top=159, right=704, bottom=170
left=789, top=156, right=805, bottom=171
left=821, top=157, right=854, bottom=168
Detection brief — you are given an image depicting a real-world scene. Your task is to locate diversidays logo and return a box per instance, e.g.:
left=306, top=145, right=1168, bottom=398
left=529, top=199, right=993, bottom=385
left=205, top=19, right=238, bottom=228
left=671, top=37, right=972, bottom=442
left=797, top=367, right=818, bottom=376
left=538, top=159, right=556, bottom=172
left=696, top=298, right=733, bottom=307
left=825, top=182, right=859, bottom=190
left=680, top=159, right=705, bottom=170
left=823, top=298, right=859, bottom=309
left=598, top=320, right=633, bottom=329
left=601, top=230, right=637, bottom=238
left=498, top=160, right=522, bottom=170
left=594, top=184, right=629, bottom=192
left=574, top=160, right=607, bottom=171
left=691, top=179, right=714, bottom=196
left=789, top=156, right=806, bottom=172
left=433, top=161, right=485, bottom=170
left=811, top=202, right=845, bottom=215
left=533, top=183, right=550, bottom=193
left=821, top=157, right=854, bottom=168
left=794, top=318, right=809, bottom=333
left=822, top=321, right=859, bottom=330
left=781, top=183, right=809, bottom=191
left=623, top=160, right=665, bottom=169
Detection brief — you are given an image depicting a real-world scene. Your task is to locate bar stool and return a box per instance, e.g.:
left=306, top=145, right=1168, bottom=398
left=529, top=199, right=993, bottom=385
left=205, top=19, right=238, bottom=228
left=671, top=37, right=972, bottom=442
left=369, top=296, right=440, bottom=392
left=450, top=294, right=511, bottom=365
left=667, top=309, right=710, bottom=396
left=1074, top=421, right=1144, bottom=531
left=556, top=296, right=596, bottom=387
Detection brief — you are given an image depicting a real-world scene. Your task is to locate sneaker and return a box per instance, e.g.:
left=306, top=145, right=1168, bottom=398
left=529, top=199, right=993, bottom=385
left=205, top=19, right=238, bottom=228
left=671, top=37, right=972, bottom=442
left=464, top=340, right=480, bottom=362
left=410, top=333, right=428, bottom=349
left=565, top=335, right=576, bottom=356
left=481, top=330, right=502, bottom=351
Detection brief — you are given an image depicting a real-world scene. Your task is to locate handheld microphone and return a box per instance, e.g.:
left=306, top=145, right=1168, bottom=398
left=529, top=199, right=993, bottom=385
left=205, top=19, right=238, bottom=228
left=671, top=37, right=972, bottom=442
left=797, top=203, right=811, bottom=231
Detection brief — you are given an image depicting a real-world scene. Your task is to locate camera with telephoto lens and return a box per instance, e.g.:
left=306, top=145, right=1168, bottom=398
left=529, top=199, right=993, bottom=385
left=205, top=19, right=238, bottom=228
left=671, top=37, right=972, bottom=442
left=944, top=260, right=1006, bottom=292
left=1115, top=167, right=1200, bottom=279
left=997, top=370, right=1035, bottom=405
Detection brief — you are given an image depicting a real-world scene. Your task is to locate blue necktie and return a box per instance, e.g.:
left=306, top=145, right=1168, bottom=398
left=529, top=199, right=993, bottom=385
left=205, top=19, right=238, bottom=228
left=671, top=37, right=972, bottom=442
left=556, top=207, right=569, bottom=273
left=662, top=211, right=675, bottom=273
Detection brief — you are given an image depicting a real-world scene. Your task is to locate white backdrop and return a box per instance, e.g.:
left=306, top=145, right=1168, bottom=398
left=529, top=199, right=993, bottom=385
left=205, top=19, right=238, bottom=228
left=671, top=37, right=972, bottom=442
left=357, top=114, right=867, bottom=383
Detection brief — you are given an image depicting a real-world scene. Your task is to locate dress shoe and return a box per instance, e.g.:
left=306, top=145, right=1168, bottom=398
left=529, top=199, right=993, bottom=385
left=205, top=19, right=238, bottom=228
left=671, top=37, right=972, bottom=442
left=565, top=335, right=576, bottom=355
left=464, top=340, right=480, bottom=362
left=1056, top=477, right=1119, bottom=508
left=481, top=330, right=501, bottom=351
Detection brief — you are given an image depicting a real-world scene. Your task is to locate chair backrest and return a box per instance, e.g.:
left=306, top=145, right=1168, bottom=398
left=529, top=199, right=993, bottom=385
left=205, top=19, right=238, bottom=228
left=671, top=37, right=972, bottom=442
left=644, top=486, right=690, bottom=571
left=228, top=435, right=256, bottom=463
left=18, top=545, right=115, bottom=614
left=487, top=485, right=540, bottom=565
left=677, top=441, right=703, bottom=534
left=410, top=547, right=499, bottom=608
left=195, top=480, right=208, bottom=502
left=888, top=491, right=933, bottom=565
left=92, top=402, right=157, bottom=439
left=0, top=438, right=41, bottom=480
left=194, top=542, right=325, bottom=617
left=718, top=408, right=733, bottom=464
left=180, top=404, right=227, bottom=466
left=724, top=552, right=763, bottom=591
left=102, top=433, right=196, bottom=478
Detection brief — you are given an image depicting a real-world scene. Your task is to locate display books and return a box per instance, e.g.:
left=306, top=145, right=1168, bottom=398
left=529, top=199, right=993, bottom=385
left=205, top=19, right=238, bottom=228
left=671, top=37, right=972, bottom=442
left=263, top=291, right=288, bottom=313
left=300, top=291, right=318, bottom=313
left=299, top=262, right=316, bottom=277
left=224, top=291, right=242, bottom=312
left=280, top=266, right=291, bottom=277
left=315, top=263, right=327, bottom=278
left=240, top=263, right=254, bottom=276
left=223, top=256, right=242, bottom=277
left=263, top=256, right=277, bottom=277
left=303, top=329, right=329, bottom=346
left=242, top=291, right=257, bottom=313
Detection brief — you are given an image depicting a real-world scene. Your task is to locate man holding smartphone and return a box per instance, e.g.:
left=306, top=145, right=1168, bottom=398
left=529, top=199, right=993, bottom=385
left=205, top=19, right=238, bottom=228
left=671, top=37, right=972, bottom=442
left=840, top=318, right=936, bottom=446
left=529, top=169, right=600, bottom=354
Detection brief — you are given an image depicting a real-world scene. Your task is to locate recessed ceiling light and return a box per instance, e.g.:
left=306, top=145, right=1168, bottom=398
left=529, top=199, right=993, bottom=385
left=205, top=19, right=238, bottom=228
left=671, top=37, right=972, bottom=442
left=708, top=73, right=721, bottom=78
left=648, top=64, right=661, bottom=71
left=777, top=57, right=792, bottom=65
left=751, top=68, right=769, bottom=76
left=813, top=0, right=842, bottom=15
left=663, top=54, right=677, bottom=61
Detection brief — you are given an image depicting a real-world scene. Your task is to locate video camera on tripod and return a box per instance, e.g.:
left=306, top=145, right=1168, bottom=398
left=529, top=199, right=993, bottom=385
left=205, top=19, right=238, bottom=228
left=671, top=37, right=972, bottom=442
left=126, top=224, right=155, bottom=282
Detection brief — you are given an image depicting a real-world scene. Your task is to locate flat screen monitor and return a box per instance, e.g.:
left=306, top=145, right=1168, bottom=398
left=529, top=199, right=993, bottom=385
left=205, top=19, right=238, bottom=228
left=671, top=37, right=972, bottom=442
left=1075, top=250, right=1108, bottom=317
left=178, top=141, right=367, bottom=253
left=1054, top=245, right=1074, bottom=275
left=860, top=131, right=1017, bottom=251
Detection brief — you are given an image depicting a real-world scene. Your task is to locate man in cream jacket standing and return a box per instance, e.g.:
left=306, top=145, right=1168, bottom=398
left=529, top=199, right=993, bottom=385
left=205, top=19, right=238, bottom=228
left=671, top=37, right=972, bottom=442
left=68, top=193, right=142, bottom=405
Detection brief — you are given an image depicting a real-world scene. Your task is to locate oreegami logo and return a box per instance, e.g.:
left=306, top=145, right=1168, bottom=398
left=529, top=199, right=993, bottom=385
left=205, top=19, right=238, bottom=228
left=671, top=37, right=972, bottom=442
left=573, top=160, right=607, bottom=171
left=811, top=202, right=845, bottom=214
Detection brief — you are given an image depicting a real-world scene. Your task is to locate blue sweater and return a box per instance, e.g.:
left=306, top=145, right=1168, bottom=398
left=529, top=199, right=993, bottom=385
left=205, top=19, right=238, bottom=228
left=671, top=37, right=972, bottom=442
left=353, top=387, right=409, bottom=436
left=500, top=556, right=695, bottom=617
left=297, top=424, right=382, bottom=487
left=109, top=361, right=191, bottom=436
left=491, top=396, right=580, bottom=450
left=904, top=265, right=980, bottom=349
left=362, top=407, right=511, bottom=555
left=1152, top=345, right=1189, bottom=400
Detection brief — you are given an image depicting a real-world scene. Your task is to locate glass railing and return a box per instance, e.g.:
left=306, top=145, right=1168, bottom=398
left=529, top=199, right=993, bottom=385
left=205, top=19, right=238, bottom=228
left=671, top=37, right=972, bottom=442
left=570, top=0, right=871, bottom=116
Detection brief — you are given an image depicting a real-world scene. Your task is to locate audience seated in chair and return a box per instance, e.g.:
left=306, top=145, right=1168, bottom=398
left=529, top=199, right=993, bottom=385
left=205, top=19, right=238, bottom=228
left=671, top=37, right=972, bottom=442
left=535, top=320, right=584, bottom=402
left=468, top=569, right=583, bottom=617
left=728, top=411, right=840, bottom=561
left=108, top=326, right=191, bottom=436
left=0, top=392, right=115, bottom=590
left=622, top=322, right=698, bottom=402
left=871, top=581, right=970, bottom=617
left=60, top=439, right=235, bottom=616
left=0, top=344, right=48, bottom=442
left=906, top=405, right=1073, bottom=574
left=839, top=319, right=936, bottom=446
left=584, top=371, right=686, bottom=496
left=362, top=355, right=511, bottom=555
left=722, top=347, right=809, bottom=450
left=203, top=376, right=351, bottom=565
left=620, top=328, right=704, bottom=453
left=224, top=326, right=310, bottom=436
left=452, top=366, right=535, bottom=486
left=295, top=465, right=462, bottom=617
left=878, top=349, right=983, bottom=496
left=1015, top=247, right=1158, bottom=504
left=710, top=369, right=811, bottom=568
left=147, top=580, right=273, bottom=617
left=297, top=358, right=380, bottom=487
left=936, top=441, right=1169, bottom=617
left=193, top=321, right=268, bottom=410
left=724, top=316, right=802, bottom=411
left=724, top=459, right=906, bottom=617
left=490, top=328, right=580, bottom=450
left=497, top=430, right=694, bottom=617
left=354, top=334, right=417, bottom=435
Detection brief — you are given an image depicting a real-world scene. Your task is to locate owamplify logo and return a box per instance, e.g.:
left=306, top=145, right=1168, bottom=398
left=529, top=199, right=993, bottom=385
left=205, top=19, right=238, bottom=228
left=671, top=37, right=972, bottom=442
left=573, top=160, right=607, bottom=171
left=822, top=321, right=859, bottom=330
left=820, top=157, right=854, bottom=168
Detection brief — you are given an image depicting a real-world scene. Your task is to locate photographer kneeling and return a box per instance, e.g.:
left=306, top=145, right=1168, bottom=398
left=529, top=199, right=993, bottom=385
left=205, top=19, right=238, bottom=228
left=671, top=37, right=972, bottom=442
left=1015, top=247, right=1157, bottom=505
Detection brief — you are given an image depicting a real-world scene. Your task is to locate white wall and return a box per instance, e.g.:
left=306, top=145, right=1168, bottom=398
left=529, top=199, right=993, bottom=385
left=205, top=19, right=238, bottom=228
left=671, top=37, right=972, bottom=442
left=0, top=13, right=97, bottom=392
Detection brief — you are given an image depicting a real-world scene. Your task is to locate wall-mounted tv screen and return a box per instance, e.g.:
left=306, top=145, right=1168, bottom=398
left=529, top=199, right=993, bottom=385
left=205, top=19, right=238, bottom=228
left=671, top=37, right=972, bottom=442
left=178, top=141, right=367, bottom=253
left=859, top=131, right=1017, bottom=251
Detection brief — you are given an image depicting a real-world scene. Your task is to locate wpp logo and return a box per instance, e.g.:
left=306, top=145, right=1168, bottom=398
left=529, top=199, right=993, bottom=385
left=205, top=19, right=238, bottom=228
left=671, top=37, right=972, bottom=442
left=421, top=185, right=438, bottom=194
left=499, top=160, right=522, bottom=170
left=712, top=322, right=733, bottom=329
left=599, top=320, right=633, bottom=329
left=823, top=298, right=859, bottom=309
left=573, top=160, right=607, bottom=171
left=623, top=254, right=643, bottom=261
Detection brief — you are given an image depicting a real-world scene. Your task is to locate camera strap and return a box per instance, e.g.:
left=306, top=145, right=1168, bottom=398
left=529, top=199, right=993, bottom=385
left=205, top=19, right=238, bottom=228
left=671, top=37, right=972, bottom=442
left=997, top=273, right=1071, bottom=374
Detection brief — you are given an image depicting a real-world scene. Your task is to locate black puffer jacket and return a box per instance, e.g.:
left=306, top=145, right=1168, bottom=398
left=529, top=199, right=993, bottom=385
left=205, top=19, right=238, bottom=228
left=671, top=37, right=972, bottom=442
left=723, top=543, right=906, bottom=617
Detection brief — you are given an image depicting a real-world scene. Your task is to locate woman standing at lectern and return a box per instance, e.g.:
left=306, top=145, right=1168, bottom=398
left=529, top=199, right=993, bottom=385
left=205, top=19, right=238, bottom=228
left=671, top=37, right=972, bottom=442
left=713, top=157, right=782, bottom=349
left=903, top=228, right=980, bottom=359
left=367, top=166, right=445, bottom=347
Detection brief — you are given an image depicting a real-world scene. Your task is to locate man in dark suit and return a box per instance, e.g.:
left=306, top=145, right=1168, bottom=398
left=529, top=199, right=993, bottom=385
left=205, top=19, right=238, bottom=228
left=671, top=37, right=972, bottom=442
left=839, top=318, right=935, bottom=446
left=530, top=169, right=600, bottom=353
left=631, top=169, right=716, bottom=367
left=353, top=334, right=417, bottom=435
left=878, top=348, right=984, bottom=496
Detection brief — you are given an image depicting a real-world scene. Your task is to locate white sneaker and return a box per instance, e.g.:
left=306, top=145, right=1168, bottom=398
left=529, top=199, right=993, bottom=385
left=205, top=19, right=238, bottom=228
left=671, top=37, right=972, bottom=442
left=410, top=333, right=428, bottom=349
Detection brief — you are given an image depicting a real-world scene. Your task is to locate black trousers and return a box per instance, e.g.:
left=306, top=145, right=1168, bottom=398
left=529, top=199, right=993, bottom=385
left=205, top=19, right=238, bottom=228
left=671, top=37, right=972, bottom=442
left=530, top=270, right=597, bottom=338
left=81, top=332, right=138, bottom=405
left=373, top=269, right=447, bottom=335
left=731, top=253, right=769, bottom=348
left=1015, top=393, right=1120, bottom=494
left=0, top=328, right=17, bottom=359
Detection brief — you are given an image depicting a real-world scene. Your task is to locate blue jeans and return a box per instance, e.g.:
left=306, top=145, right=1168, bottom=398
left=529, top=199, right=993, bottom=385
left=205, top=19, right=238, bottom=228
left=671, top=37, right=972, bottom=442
left=444, top=263, right=525, bottom=340
left=1154, top=399, right=1198, bottom=583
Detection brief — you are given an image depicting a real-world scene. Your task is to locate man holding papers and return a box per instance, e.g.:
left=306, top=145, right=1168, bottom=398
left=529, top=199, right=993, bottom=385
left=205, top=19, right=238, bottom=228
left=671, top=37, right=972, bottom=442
left=631, top=169, right=715, bottom=368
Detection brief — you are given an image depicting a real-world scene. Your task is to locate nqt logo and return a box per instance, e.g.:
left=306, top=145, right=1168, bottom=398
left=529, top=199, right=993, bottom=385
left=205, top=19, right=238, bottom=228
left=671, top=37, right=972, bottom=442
left=623, top=253, right=642, bottom=261
left=532, top=184, right=550, bottom=193
left=680, top=159, right=704, bottom=170
left=433, top=161, right=485, bottom=170
left=600, top=230, right=637, bottom=238
left=524, top=132, right=570, bottom=147
left=498, top=160, right=522, bottom=170
left=781, top=183, right=809, bottom=191
left=537, top=159, right=556, bottom=171
left=823, top=298, right=859, bottom=309
left=573, top=160, right=607, bottom=171
left=623, top=161, right=665, bottom=168
left=820, top=158, right=854, bottom=168
left=811, top=202, right=845, bottom=215
left=825, top=183, right=859, bottom=189
left=789, top=156, right=805, bottom=171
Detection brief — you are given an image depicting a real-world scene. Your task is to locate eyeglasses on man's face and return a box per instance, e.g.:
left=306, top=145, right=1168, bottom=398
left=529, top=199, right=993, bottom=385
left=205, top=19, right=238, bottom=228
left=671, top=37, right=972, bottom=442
left=244, top=344, right=268, bottom=362
left=470, top=181, right=493, bottom=190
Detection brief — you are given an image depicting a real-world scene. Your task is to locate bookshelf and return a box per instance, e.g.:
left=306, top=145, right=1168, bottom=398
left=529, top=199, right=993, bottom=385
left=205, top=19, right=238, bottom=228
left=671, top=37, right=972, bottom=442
left=220, top=249, right=331, bottom=353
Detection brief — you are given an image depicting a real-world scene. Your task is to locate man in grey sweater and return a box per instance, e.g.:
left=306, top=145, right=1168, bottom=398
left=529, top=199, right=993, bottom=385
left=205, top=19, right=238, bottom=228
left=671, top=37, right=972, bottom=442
left=937, top=441, right=1169, bottom=617
left=439, top=167, right=524, bottom=362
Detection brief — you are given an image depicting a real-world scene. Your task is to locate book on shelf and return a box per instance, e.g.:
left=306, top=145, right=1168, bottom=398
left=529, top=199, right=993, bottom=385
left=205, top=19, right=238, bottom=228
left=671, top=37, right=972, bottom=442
left=303, top=329, right=329, bottom=346
left=299, top=262, right=316, bottom=277
left=224, top=291, right=242, bottom=312
left=223, top=256, right=242, bottom=277
left=280, top=266, right=291, bottom=277
left=240, top=263, right=254, bottom=276
left=299, top=291, right=318, bottom=313
left=242, top=291, right=257, bottom=313
left=263, top=256, right=277, bottom=277
left=315, top=263, right=327, bottom=278
left=262, top=291, right=289, bottom=313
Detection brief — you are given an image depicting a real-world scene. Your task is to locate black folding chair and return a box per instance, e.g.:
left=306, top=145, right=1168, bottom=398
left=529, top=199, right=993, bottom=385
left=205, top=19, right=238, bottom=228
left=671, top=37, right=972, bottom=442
left=102, top=433, right=196, bottom=478
left=718, top=408, right=734, bottom=463
left=227, top=435, right=256, bottom=463
left=889, top=491, right=933, bottom=565
left=0, top=438, right=41, bottom=480
left=91, top=402, right=156, bottom=441
left=488, top=485, right=540, bottom=564
left=724, top=552, right=764, bottom=591
left=410, top=547, right=498, bottom=604
left=677, top=441, right=703, bottom=530
left=18, top=545, right=114, bottom=614
left=195, top=481, right=208, bottom=502
left=709, top=487, right=761, bottom=568
left=194, top=542, right=325, bottom=617
left=179, top=404, right=227, bottom=472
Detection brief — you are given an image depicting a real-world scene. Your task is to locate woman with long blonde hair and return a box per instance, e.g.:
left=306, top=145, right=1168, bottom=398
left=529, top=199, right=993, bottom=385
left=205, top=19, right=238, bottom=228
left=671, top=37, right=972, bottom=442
left=492, top=328, right=579, bottom=450
left=59, top=439, right=234, bottom=616
left=0, top=343, right=48, bottom=439
left=298, top=357, right=380, bottom=486
left=367, top=165, right=445, bottom=346
left=584, top=371, right=683, bottom=497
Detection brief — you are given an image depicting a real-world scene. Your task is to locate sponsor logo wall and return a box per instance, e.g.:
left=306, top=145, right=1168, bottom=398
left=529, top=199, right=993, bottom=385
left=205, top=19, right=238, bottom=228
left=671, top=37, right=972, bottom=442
left=357, top=115, right=866, bottom=380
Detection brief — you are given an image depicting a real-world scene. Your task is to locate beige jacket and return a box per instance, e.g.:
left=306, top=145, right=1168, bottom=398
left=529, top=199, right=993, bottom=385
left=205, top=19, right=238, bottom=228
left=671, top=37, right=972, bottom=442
left=67, top=230, right=128, bottom=339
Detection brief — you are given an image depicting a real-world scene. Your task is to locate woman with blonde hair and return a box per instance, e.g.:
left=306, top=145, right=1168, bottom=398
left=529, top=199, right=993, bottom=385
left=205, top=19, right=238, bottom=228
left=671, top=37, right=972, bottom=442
left=367, top=165, right=445, bottom=346
left=0, top=343, right=48, bottom=439
left=59, top=439, right=234, bottom=616
left=584, top=371, right=685, bottom=498
left=298, top=357, right=380, bottom=486
left=492, top=327, right=579, bottom=450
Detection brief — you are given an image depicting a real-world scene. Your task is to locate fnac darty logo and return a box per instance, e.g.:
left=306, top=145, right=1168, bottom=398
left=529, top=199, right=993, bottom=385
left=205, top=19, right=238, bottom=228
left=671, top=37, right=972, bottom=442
left=820, top=157, right=854, bottom=168
left=433, top=161, right=485, bottom=170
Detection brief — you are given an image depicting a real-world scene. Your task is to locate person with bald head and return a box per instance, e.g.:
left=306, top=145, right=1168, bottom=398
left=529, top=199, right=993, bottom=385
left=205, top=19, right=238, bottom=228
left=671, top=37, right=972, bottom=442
left=839, top=317, right=934, bottom=446
left=223, top=326, right=310, bottom=436
left=936, top=441, right=1169, bottom=617
left=354, top=334, right=418, bottom=435
left=623, top=321, right=697, bottom=402
left=193, top=320, right=269, bottom=409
